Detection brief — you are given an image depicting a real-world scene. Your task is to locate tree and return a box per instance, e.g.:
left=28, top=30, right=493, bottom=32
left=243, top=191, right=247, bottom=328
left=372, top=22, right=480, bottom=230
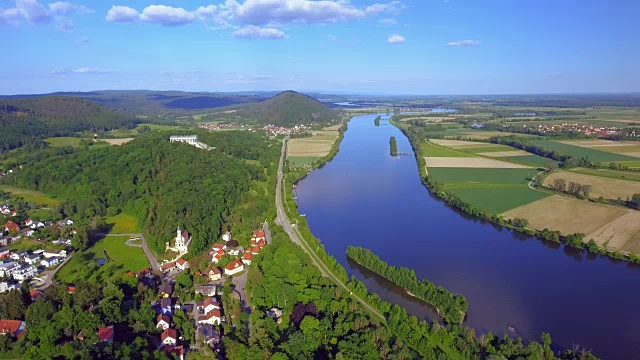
left=552, top=178, right=566, bottom=192
left=100, top=284, right=124, bottom=323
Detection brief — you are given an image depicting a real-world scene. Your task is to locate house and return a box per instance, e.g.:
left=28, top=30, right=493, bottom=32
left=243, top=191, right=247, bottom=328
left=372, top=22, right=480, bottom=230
left=199, top=325, right=221, bottom=348
left=258, top=239, right=266, bottom=248
left=251, top=246, right=261, bottom=255
left=161, top=328, right=177, bottom=346
left=24, top=219, right=33, bottom=227
left=210, top=249, right=224, bottom=264
left=161, top=345, right=185, bottom=360
left=0, top=206, right=9, bottom=215
left=196, top=297, right=220, bottom=315
left=12, top=265, right=38, bottom=282
left=211, top=243, right=225, bottom=252
left=97, top=326, right=114, bottom=343
left=224, top=260, right=244, bottom=276
left=197, top=309, right=222, bottom=325
left=175, top=258, right=189, bottom=271
left=156, top=314, right=171, bottom=330
left=160, top=297, right=173, bottom=315
left=29, top=289, right=42, bottom=301
left=23, top=229, right=35, bottom=237
left=41, top=256, right=62, bottom=268
left=159, top=283, right=173, bottom=298
left=0, top=262, right=18, bottom=278
left=222, top=231, right=231, bottom=242
left=67, top=285, right=76, bottom=293
left=32, top=249, right=44, bottom=256
left=43, top=249, right=66, bottom=258
left=195, top=285, right=217, bottom=297
left=4, top=221, right=19, bottom=232
left=267, top=307, right=283, bottom=324
left=0, top=320, right=25, bottom=338
left=24, top=254, right=41, bottom=265
left=252, top=229, right=266, bottom=242
left=9, top=211, right=16, bottom=217
left=204, top=267, right=222, bottom=281
left=0, top=249, right=10, bottom=259
left=64, top=219, right=74, bottom=226
left=0, top=281, right=19, bottom=293
left=160, top=262, right=176, bottom=273
left=10, top=251, right=26, bottom=261
left=242, top=252, right=253, bottom=265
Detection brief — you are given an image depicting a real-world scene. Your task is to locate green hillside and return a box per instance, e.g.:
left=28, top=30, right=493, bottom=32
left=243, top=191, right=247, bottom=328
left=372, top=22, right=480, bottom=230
left=238, top=90, right=340, bottom=126
left=0, top=96, right=138, bottom=150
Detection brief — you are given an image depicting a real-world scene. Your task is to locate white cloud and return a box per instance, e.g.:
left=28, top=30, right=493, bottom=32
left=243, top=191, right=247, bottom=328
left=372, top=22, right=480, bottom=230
left=16, top=0, right=51, bottom=23
left=387, top=33, right=405, bottom=43
left=195, top=5, right=217, bottom=19
left=0, top=7, right=22, bottom=25
left=73, top=67, right=107, bottom=74
left=365, top=1, right=405, bottom=15
left=379, top=18, right=397, bottom=25
left=327, top=34, right=337, bottom=41
left=49, top=2, right=92, bottom=15
left=233, top=25, right=285, bottom=39
left=140, top=5, right=195, bottom=26
left=222, top=0, right=366, bottom=25
left=55, top=16, right=73, bottom=31
left=447, top=39, right=480, bottom=47
left=106, top=6, right=139, bottom=23
left=0, top=0, right=91, bottom=28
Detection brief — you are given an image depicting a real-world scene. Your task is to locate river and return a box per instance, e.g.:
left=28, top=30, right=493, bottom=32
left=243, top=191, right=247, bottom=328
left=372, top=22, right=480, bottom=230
left=295, top=114, right=640, bottom=360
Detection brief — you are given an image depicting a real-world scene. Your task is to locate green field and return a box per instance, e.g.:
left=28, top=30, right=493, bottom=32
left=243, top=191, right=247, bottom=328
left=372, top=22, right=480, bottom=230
left=570, top=167, right=640, bottom=182
left=601, top=161, right=640, bottom=169
left=106, top=213, right=140, bottom=233
left=529, top=139, right=637, bottom=163
left=45, top=137, right=84, bottom=147
left=56, top=236, right=148, bottom=283
left=422, top=142, right=470, bottom=157
left=0, top=185, right=62, bottom=207
left=428, top=168, right=539, bottom=185
left=447, top=187, right=550, bottom=214
left=28, top=208, right=53, bottom=221
left=503, top=155, right=559, bottom=167
left=464, top=145, right=515, bottom=153
left=288, top=156, right=319, bottom=164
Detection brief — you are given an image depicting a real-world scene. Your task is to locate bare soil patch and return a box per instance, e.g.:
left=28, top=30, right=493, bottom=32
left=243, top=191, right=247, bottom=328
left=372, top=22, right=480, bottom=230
left=288, top=139, right=334, bottom=157
left=104, top=138, right=134, bottom=145
left=430, top=139, right=488, bottom=148
left=323, top=124, right=343, bottom=131
left=424, top=157, right=531, bottom=168
left=478, top=150, right=530, bottom=157
left=585, top=211, right=640, bottom=252
left=543, top=171, right=640, bottom=200
left=501, top=195, right=627, bottom=235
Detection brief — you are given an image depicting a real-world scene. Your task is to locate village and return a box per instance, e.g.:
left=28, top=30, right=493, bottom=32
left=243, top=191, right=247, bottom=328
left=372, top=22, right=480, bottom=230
left=196, top=122, right=314, bottom=137
left=509, top=122, right=625, bottom=137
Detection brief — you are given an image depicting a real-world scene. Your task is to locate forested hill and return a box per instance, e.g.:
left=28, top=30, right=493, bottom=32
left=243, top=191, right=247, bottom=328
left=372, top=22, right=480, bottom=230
left=0, top=96, right=138, bottom=151
left=237, top=90, right=340, bottom=126
left=4, top=131, right=278, bottom=254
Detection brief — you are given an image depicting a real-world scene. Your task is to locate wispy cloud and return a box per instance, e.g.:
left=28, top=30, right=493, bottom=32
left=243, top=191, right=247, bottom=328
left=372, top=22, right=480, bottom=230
left=0, top=0, right=91, bottom=29
left=366, top=1, right=405, bottom=15
left=73, top=67, right=108, bottom=74
left=447, top=39, right=480, bottom=47
left=379, top=18, right=397, bottom=25
left=233, top=25, right=285, bottom=39
left=387, top=34, right=405, bottom=43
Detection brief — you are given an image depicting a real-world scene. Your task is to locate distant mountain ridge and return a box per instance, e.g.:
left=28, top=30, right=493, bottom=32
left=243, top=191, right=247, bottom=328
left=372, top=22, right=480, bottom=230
left=237, top=90, right=339, bottom=126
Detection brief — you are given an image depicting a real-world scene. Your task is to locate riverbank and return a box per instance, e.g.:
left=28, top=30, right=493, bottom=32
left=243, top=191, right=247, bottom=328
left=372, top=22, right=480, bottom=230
left=390, top=116, right=640, bottom=265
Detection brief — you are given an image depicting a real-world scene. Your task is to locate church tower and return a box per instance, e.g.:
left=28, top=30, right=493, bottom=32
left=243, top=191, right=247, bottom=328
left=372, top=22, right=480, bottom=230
left=176, top=226, right=185, bottom=249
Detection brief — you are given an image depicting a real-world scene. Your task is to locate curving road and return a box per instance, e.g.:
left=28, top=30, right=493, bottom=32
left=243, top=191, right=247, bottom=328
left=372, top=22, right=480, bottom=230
left=103, top=233, right=159, bottom=272
left=275, top=139, right=385, bottom=321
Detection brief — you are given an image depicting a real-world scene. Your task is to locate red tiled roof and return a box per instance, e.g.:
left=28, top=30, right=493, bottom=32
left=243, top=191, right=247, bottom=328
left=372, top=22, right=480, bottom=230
left=157, top=314, right=171, bottom=325
left=160, top=262, right=176, bottom=271
left=225, top=260, right=243, bottom=270
left=252, top=246, right=260, bottom=254
left=205, top=267, right=221, bottom=275
left=243, top=252, right=253, bottom=261
left=255, top=230, right=265, bottom=238
left=0, top=320, right=22, bottom=336
left=30, top=289, right=41, bottom=300
left=181, top=230, right=189, bottom=239
left=161, top=328, right=177, bottom=342
left=201, top=297, right=219, bottom=309
left=97, top=326, right=114, bottom=342
left=258, top=239, right=266, bottom=248
left=4, top=221, right=19, bottom=231
left=176, top=258, right=187, bottom=266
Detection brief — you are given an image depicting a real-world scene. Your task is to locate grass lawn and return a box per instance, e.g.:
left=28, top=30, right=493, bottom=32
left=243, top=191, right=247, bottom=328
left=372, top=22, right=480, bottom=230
left=428, top=168, right=539, bottom=185
left=105, top=213, right=140, bottom=233
left=288, top=156, right=319, bottom=164
left=28, top=208, right=53, bottom=221
left=8, top=238, right=46, bottom=252
left=56, top=236, right=148, bottom=283
left=570, top=167, right=640, bottom=182
left=45, top=137, right=84, bottom=147
left=0, top=185, right=62, bottom=207
left=447, top=187, right=550, bottom=214
left=502, top=155, right=559, bottom=167
left=529, top=139, right=637, bottom=162
left=421, top=142, right=470, bottom=157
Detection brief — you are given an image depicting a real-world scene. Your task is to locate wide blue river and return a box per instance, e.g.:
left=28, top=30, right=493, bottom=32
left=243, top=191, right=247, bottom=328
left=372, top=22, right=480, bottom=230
left=295, top=114, right=640, bottom=360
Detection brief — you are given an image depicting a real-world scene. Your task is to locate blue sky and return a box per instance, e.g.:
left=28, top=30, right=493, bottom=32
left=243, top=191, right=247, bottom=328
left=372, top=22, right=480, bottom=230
left=1, top=0, right=639, bottom=95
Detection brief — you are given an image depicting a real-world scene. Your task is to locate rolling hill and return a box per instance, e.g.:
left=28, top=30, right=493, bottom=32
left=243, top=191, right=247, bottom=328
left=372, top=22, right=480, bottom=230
left=0, top=96, right=138, bottom=150
left=237, top=90, right=340, bottom=126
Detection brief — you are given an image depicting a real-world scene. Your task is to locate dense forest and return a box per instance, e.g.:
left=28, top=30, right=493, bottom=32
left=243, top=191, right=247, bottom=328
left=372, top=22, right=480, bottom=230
left=237, top=91, right=340, bottom=126
left=3, top=131, right=278, bottom=255
left=0, top=96, right=138, bottom=151
left=390, top=136, right=398, bottom=156
left=346, top=246, right=467, bottom=324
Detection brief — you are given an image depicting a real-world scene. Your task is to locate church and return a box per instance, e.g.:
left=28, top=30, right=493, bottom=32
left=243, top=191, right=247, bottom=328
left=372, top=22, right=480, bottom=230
left=173, top=227, right=190, bottom=253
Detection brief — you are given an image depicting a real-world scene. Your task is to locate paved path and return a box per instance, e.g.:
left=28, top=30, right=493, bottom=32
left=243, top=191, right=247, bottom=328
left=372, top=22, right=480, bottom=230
left=275, top=139, right=385, bottom=321
left=101, top=233, right=159, bottom=272
left=33, top=253, right=73, bottom=289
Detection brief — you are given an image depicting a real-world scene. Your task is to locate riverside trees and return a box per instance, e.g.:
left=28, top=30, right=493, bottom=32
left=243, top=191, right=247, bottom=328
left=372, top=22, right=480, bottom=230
left=390, top=136, right=398, bottom=156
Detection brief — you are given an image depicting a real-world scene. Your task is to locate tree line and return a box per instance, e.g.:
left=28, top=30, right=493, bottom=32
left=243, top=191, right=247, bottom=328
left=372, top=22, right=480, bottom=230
left=374, top=116, right=381, bottom=126
left=346, top=246, right=467, bottom=324
left=550, top=179, right=593, bottom=199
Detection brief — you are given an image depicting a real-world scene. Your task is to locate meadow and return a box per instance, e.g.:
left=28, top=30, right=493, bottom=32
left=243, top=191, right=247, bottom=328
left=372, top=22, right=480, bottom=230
left=421, top=141, right=470, bottom=157
left=528, top=139, right=637, bottom=163
left=56, top=235, right=148, bottom=283
left=288, top=156, right=319, bottom=164
left=570, top=167, right=640, bottom=182
left=105, top=213, right=140, bottom=233
left=502, top=155, right=559, bottom=167
left=428, top=168, right=539, bottom=184
left=45, top=137, right=84, bottom=147
left=0, top=185, right=62, bottom=207
left=447, top=187, right=550, bottom=214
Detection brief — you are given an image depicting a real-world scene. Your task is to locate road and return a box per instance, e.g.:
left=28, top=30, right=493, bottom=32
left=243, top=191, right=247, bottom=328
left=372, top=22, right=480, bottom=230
left=103, top=233, right=159, bottom=272
left=274, top=139, right=385, bottom=321
left=33, top=253, right=73, bottom=289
